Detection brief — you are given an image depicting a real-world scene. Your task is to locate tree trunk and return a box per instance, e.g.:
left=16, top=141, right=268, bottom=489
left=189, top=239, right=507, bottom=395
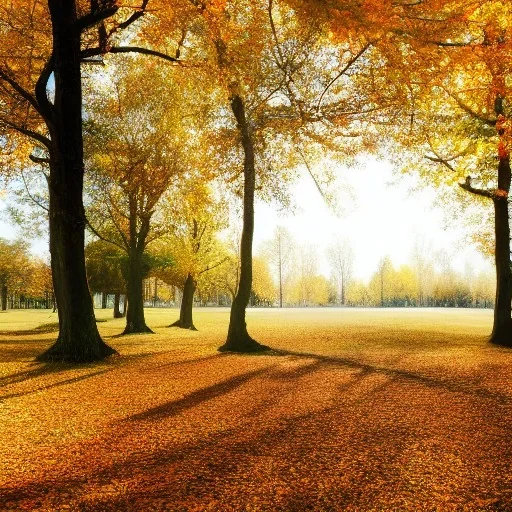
left=278, top=235, right=283, bottom=308
left=102, top=292, right=108, bottom=309
left=170, top=273, right=197, bottom=330
left=113, top=292, right=123, bottom=318
left=38, top=1, right=115, bottom=362
left=489, top=155, right=512, bottom=345
left=219, top=95, right=268, bottom=353
left=1, top=283, right=6, bottom=311
left=123, top=247, right=153, bottom=334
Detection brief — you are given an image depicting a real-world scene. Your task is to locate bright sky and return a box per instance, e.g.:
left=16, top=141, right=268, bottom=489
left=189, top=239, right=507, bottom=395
left=0, top=157, right=494, bottom=282
left=254, top=158, right=493, bottom=282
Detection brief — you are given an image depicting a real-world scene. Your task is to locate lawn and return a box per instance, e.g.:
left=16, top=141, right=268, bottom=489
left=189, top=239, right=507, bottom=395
left=1, top=307, right=511, bottom=511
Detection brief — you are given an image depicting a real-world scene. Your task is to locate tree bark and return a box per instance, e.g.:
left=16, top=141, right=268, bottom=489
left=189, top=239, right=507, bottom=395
left=170, top=273, right=197, bottom=330
left=123, top=246, right=153, bottom=334
left=278, top=235, right=283, bottom=308
left=113, top=292, right=123, bottom=318
left=219, top=95, right=268, bottom=353
left=38, top=0, right=115, bottom=362
left=489, top=155, right=512, bottom=346
left=1, top=283, right=7, bottom=311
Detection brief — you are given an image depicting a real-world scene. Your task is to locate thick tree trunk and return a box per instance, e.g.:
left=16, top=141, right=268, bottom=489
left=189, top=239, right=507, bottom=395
left=123, top=247, right=153, bottom=334
left=219, top=95, right=268, bottom=353
left=113, top=292, right=123, bottom=318
left=1, top=283, right=7, bottom=311
left=489, top=155, right=512, bottom=346
left=170, top=273, right=197, bottom=330
left=38, top=1, right=115, bottom=362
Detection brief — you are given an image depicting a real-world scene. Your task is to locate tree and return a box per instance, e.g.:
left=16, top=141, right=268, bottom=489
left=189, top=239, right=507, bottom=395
left=154, top=182, right=228, bottom=330
left=85, top=240, right=126, bottom=318
left=346, top=280, right=372, bottom=307
left=251, top=256, right=277, bottom=306
left=26, top=258, right=55, bottom=309
left=0, top=0, right=183, bottom=361
left=259, top=226, right=295, bottom=307
left=200, top=0, right=364, bottom=350
left=0, top=239, right=31, bottom=310
left=85, top=59, right=186, bottom=334
left=326, top=238, right=354, bottom=305
left=377, top=0, right=512, bottom=343
left=287, top=244, right=329, bottom=306
left=368, top=257, right=394, bottom=307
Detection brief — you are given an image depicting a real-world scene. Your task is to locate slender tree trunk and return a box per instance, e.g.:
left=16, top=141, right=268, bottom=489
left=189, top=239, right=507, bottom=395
left=170, top=273, right=197, bottom=330
left=489, top=154, right=512, bottom=345
left=113, top=292, right=123, bottom=318
left=219, top=95, right=268, bottom=352
left=1, top=283, right=6, bottom=311
left=123, top=246, right=153, bottom=334
left=102, top=292, right=108, bottom=309
left=38, top=1, right=115, bottom=362
left=380, top=270, right=384, bottom=307
left=278, top=234, right=283, bottom=308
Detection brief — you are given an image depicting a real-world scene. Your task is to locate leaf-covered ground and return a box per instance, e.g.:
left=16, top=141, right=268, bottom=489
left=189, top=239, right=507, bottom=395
left=1, top=307, right=511, bottom=511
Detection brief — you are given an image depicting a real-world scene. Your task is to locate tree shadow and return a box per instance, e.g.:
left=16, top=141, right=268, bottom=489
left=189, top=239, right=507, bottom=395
left=0, top=322, right=59, bottom=336
left=126, top=366, right=271, bottom=423
left=0, top=368, right=112, bottom=401
left=0, top=351, right=154, bottom=400
left=148, top=353, right=229, bottom=371
left=271, top=349, right=512, bottom=404
left=3, top=347, right=512, bottom=510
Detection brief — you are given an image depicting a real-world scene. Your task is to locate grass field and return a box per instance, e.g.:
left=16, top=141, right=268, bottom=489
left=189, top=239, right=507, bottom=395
left=1, top=307, right=511, bottom=511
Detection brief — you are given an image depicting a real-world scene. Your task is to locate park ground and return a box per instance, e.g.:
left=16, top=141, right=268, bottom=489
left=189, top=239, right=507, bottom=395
left=0, top=307, right=511, bottom=511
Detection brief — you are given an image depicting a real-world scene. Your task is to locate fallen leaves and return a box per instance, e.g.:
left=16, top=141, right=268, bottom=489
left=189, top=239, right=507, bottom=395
left=1, top=307, right=511, bottom=511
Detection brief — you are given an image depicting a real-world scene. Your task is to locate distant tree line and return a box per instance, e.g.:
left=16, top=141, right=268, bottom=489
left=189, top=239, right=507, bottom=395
left=0, top=227, right=495, bottom=315
left=0, top=239, right=54, bottom=311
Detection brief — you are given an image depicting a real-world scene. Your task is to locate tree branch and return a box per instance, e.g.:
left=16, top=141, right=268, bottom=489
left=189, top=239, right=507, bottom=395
left=34, top=55, right=55, bottom=125
left=392, top=0, right=422, bottom=5
left=0, top=67, right=41, bottom=116
left=199, top=257, right=229, bottom=275
left=0, top=117, right=52, bottom=150
left=108, top=0, right=149, bottom=38
left=20, top=169, right=49, bottom=213
left=317, top=43, right=373, bottom=111
left=81, top=46, right=180, bottom=64
left=86, top=218, right=127, bottom=252
left=425, top=154, right=456, bottom=171
left=443, top=88, right=496, bottom=126
left=459, top=178, right=494, bottom=199
left=77, top=6, right=119, bottom=33
left=429, top=40, right=477, bottom=46
left=29, top=154, right=50, bottom=165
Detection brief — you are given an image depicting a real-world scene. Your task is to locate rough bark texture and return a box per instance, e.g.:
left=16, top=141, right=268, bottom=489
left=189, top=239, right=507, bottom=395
left=170, top=273, right=197, bottom=330
left=1, top=283, right=6, bottom=311
left=219, top=95, right=268, bottom=353
left=489, top=155, right=512, bottom=346
left=38, top=0, right=115, bottom=362
left=123, top=245, right=153, bottom=334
